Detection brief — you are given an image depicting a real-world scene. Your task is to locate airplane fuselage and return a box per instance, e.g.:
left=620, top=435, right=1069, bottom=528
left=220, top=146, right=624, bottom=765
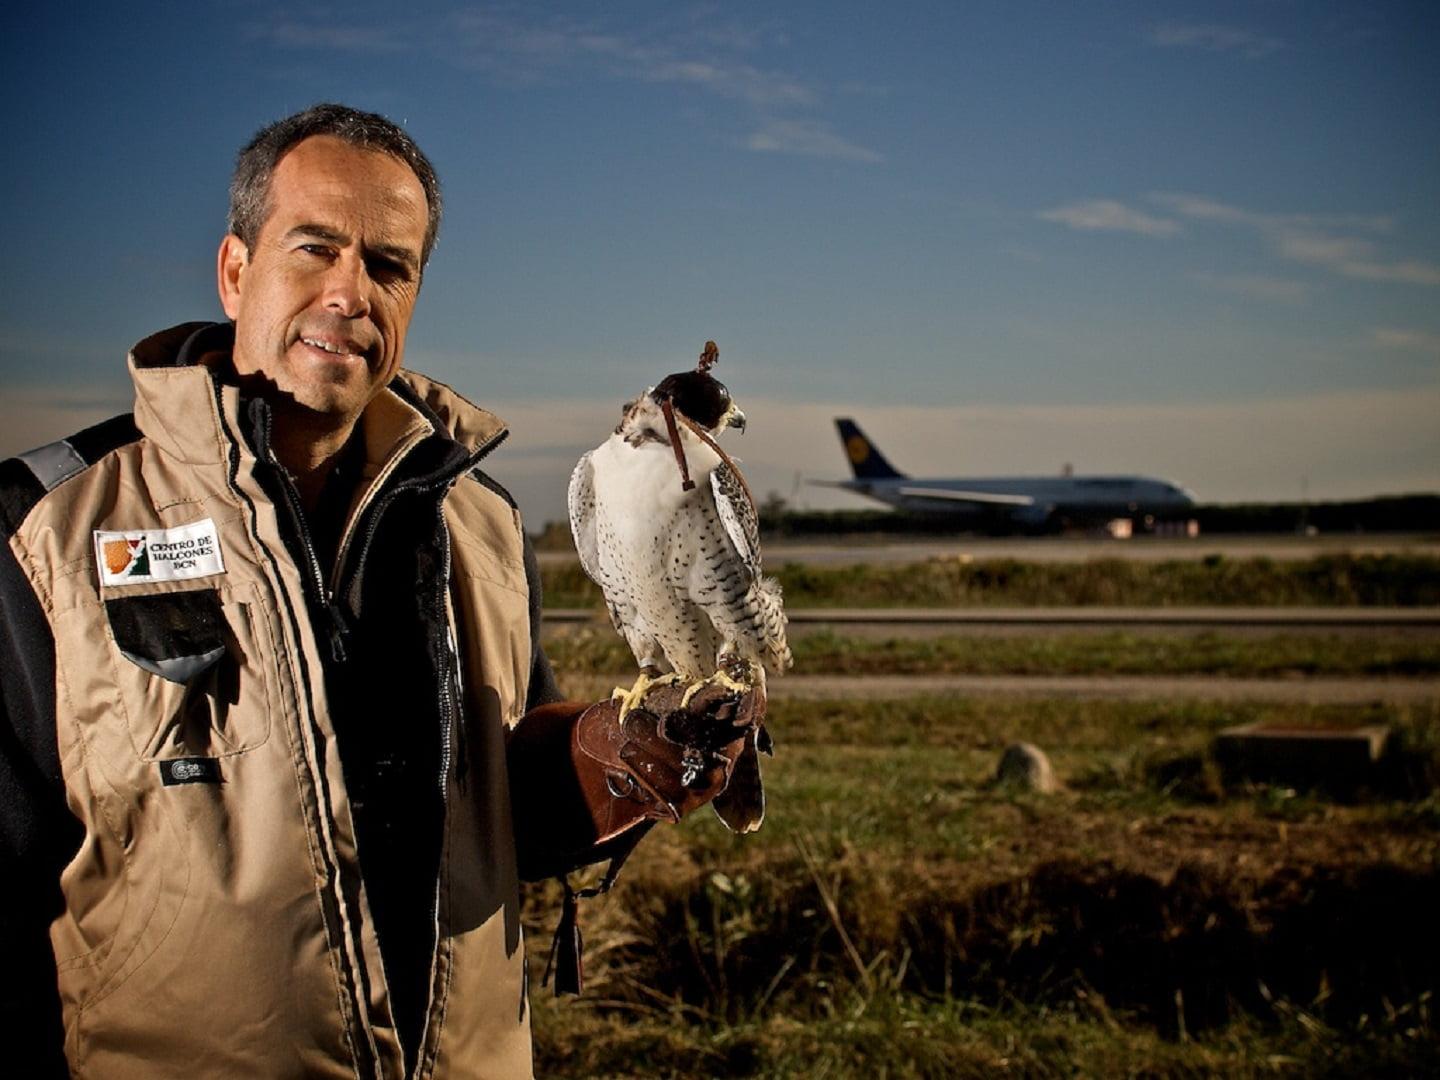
left=836, top=474, right=1196, bottom=525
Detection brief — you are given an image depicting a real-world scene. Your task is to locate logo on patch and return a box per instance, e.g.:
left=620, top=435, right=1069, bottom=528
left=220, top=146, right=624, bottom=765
left=94, top=519, right=226, bottom=587
left=102, top=537, right=151, bottom=578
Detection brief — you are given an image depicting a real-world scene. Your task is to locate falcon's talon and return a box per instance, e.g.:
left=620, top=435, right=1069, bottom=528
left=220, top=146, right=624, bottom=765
left=613, top=670, right=682, bottom=721
left=679, top=664, right=755, bottom=710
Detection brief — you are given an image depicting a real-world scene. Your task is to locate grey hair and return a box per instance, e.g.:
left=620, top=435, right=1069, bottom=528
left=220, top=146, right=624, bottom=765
left=228, top=103, right=443, bottom=268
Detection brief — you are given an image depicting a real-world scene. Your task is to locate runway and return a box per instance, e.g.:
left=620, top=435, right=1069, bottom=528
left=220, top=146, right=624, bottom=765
left=543, top=606, right=1440, bottom=637
left=541, top=535, right=1439, bottom=702
left=536, top=532, right=1440, bottom=568
left=759, top=532, right=1440, bottom=565
left=765, top=673, right=1440, bottom=704
left=553, top=670, right=1440, bottom=705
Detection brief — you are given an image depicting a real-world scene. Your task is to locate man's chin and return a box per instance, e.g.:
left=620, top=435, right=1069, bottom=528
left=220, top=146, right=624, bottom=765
left=271, top=383, right=371, bottom=427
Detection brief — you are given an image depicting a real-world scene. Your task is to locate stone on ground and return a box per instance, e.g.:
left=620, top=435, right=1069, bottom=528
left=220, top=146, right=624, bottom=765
left=996, top=742, right=1059, bottom=794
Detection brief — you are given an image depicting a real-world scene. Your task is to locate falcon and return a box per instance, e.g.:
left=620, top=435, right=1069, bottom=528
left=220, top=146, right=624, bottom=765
left=568, top=342, right=791, bottom=831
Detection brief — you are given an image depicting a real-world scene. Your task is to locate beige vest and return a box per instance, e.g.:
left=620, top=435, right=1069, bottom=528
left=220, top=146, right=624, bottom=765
left=11, top=327, right=537, bottom=1077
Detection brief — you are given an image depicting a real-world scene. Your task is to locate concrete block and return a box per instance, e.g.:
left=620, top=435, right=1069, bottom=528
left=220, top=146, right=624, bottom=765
left=1214, top=721, right=1389, bottom=792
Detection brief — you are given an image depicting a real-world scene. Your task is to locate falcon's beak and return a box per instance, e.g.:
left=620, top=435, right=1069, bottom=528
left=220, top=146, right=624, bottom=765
left=727, top=408, right=747, bottom=433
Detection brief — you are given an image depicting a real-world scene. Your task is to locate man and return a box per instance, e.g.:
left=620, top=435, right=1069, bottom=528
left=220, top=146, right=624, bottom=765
left=0, top=104, right=758, bottom=1078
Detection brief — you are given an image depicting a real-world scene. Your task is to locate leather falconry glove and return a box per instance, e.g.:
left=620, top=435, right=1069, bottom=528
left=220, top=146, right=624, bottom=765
left=572, top=679, right=768, bottom=840
left=513, top=680, right=770, bottom=994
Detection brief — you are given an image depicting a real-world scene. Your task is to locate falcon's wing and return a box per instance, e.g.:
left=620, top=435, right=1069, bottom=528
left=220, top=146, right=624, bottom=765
left=710, top=458, right=762, bottom=580
left=567, top=450, right=604, bottom=583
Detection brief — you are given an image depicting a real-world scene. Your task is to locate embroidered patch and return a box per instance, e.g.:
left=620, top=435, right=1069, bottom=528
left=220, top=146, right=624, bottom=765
left=94, top=519, right=226, bottom=587
left=159, top=757, right=221, bottom=786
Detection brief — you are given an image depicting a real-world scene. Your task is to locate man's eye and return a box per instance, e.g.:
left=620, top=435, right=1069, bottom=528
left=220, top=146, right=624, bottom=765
left=368, top=259, right=407, bottom=284
left=299, top=244, right=332, bottom=257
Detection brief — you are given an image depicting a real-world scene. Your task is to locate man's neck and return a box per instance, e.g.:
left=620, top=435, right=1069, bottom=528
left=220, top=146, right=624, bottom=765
left=269, top=411, right=358, bottom=514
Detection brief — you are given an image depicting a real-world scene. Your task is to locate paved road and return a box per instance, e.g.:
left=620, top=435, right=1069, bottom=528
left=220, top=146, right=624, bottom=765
left=536, top=532, right=1440, bottom=567
left=555, top=670, right=1438, bottom=704
left=762, top=533, right=1440, bottom=565
left=546, top=603, right=1440, bottom=703
left=544, top=606, right=1440, bottom=636
left=744, top=674, right=1440, bottom=704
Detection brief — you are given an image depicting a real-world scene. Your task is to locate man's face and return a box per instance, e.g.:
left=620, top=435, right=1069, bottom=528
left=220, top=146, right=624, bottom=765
left=218, top=135, right=428, bottom=429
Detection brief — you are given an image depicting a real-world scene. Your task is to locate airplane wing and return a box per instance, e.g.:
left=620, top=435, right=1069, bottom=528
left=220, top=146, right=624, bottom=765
left=896, top=486, right=1035, bottom=507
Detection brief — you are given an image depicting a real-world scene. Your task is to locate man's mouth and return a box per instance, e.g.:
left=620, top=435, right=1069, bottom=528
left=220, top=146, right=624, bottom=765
left=299, top=336, right=370, bottom=361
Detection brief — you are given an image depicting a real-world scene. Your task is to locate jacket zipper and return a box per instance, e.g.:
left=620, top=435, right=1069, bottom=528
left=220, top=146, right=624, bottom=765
left=218, top=392, right=384, bottom=1077
left=408, top=438, right=508, bottom=1077
left=436, top=522, right=456, bottom=791
left=258, top=410, right=352, bottom=664
left=244, top=396, right=511, bottom=1076
left=421, top=433, right=508, bottom=799
left=286, top=423, right=506, bottom=1077
left=273, top=454, right=351, bottom=662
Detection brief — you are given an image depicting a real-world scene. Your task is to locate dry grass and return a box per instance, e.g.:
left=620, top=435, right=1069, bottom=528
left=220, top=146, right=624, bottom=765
left=522, top=696, right=1440, bottom=1077
left=540, top=553, right=1440, bottom=609
left=542, top=626, right=1440, bottom=679
left=528, top=551, right=1440, bottom=1073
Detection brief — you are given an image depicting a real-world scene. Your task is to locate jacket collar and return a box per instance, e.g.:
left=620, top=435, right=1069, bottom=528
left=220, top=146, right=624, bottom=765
left=127, top=322, right=508, bottom=467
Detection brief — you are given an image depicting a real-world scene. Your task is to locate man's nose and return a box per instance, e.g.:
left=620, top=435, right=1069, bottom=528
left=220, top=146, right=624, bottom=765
left=322, top=253, right=372, bottom=318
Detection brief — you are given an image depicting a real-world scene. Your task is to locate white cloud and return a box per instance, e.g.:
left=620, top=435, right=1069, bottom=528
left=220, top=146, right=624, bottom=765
left=1037, top=200, right=1181, bottom=238
left=746, top=119, right=882, bottom=163
left=1331, top=258, right=1440, bottom=287
left=1371, top=328, right=1440, bottom=354
left=1191, top=272, right=1310, bottom=304
left=1153, top=195, right=1394, bottom=235
left=1148, top=193, right=1251, bottom=225
left=250, top=8, right=873, bottom=162
left=1147, top=23, right=1285, bottom=60
left=635, top=57, right=816, bottom=110
left=1151, top=192, right=1440, bottom=287
left=459, top=17, right=816, bottom=109
left=1274, top=230, right=1375, bottom=266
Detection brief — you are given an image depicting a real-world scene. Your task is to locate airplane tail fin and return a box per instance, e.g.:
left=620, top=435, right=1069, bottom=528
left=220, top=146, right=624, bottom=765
left=835, top=418, right=905, bottom=480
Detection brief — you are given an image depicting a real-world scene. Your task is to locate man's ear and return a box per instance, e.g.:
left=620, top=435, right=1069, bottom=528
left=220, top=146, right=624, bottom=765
left=217, top=234, right=249, bottom=319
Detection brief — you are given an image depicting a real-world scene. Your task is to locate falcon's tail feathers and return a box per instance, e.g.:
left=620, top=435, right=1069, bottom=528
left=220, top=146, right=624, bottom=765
left=758, top=574, right=792, bottom=674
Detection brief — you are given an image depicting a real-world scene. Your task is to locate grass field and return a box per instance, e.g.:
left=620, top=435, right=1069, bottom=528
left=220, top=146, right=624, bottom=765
left=526, top=552, right=1439, bottom=1076
left=540, top=553, right=1440, bottom=609
left=543, top=627, right=1440, bottom=679
left=522, top=696, right=1439, bottom=1077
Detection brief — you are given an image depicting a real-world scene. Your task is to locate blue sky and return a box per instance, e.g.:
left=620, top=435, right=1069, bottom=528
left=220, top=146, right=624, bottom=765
left=2, top=1, right=1436, bottom=525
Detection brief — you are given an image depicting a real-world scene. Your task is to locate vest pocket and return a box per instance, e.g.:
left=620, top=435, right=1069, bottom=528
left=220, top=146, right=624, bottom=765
left=104, top=585, right=275, bottom=759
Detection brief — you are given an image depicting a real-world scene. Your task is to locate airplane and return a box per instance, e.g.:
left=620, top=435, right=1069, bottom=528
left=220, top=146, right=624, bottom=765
left=814, top=417, right=1197, bottom=531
